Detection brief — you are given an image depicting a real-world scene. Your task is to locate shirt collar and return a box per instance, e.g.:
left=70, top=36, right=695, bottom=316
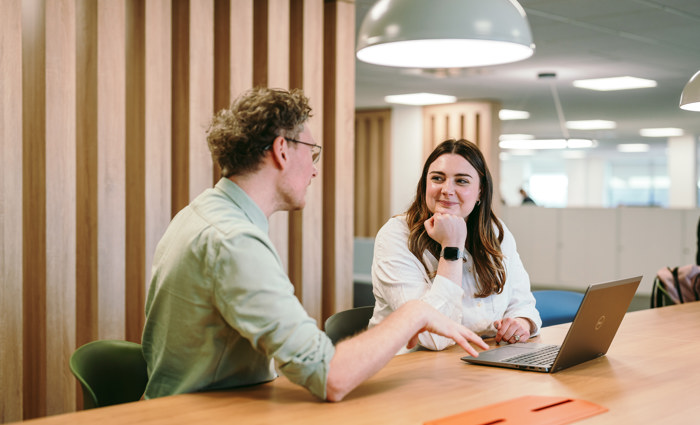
left=215, top=178, right=269, bottom=233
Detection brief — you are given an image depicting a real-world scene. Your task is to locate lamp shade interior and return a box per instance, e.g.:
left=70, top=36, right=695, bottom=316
left=356, top=0, right=535, bottom=68
left=680, top=70, right=700, bottom=112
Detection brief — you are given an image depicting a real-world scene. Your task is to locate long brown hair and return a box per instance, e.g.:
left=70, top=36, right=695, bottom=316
left=405, top=139, right=505, bottom=297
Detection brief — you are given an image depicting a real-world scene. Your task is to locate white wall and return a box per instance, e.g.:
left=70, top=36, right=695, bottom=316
left=501, top=206, right=700, bottom=295
left=668, top=135, right=698, bottom=208
left=389, top=105, right=423, bottom=216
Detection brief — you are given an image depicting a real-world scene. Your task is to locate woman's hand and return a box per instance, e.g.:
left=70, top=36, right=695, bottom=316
left=424, top=213, right=467, bottom=247
left=493, top=317, right=531, bottom=344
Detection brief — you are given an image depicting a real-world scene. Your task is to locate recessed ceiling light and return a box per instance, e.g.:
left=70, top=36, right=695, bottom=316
left=639, top=128, right=684, bottom=137
left=499, top=109, right=530, bottom=120
left=566, top=139, right=598, bottom=149
left=383, top=93, right=457, bottom=106
left=573, top=76, right=657, bottom=91
left=617, top=144, right=650, bottom=153
left=499, top=133, right=535, bottom=141
left=499, top=139, right=596, bottom=150
left=566, top=120, right=617, bottom=130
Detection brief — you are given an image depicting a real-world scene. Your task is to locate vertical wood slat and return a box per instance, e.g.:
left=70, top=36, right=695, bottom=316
left=97, top=0, right=127, bottom=340
left=126, top=0, right=172, bottom=343
left=45, top=0, right=77, bottom=414
left=76, top=0, right=99, bottom=349
left=256, top=0, right=291, bottom=271
left=126, top=0, right=147, bottom=344
left=172, top=0, right=215, bottom=216
left=227, top=0, right=253, bottom=101
left=143, top=0, right=173, bottom=320
left=354, top=109, right=391, bottom=238
left=288, top=0, right=324, bottom=322
left=354, top=117, right=369, bottom=236
left=1, top=0, right=24, bottom=421
left=188, top=0, right=215, bottom=199
left=22, top=0, right=48, bottom=419
left=323, top=0, right=355, bottom=320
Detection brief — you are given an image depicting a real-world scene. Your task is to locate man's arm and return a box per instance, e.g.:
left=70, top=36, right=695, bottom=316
left=325, top=300, right=489, bottom=402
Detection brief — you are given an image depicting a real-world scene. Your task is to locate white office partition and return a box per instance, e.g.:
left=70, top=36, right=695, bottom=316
left=618, top=208, right=684, bottom=293
left=503, top=207, right=559, bottom=285
left=504, top=206, right=700, bottom=295
left=558, top=208, right=617, bottom=288
left=682, top=209, right=700, bottom=265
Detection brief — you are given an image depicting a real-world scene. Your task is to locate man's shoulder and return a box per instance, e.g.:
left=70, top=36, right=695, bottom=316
left=191, top=188, right=267, bottom=239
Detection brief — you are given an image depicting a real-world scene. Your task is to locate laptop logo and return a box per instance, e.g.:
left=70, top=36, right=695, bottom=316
left=595, top=315, right=606, bottom=330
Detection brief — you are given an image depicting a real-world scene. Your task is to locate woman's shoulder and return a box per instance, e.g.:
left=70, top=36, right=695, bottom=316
left=377, top=214, right=409, bottom=236
left=374, top=215, right=411, bottom=251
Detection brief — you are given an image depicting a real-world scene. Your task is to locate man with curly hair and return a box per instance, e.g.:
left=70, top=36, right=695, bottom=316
left=142, top=87, right=487, bottom=402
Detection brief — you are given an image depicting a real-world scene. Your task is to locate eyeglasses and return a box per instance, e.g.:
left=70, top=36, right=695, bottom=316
left=287, top=138, right=322, bottom=164
left=265, top=137, right=322, bottom=164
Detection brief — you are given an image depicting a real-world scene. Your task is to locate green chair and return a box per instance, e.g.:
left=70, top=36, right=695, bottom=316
left=324, top=305, right=375, bottom=344
left=69, top=340, right=148, bottom=409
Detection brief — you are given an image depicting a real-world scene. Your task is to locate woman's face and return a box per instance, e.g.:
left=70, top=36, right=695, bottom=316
left=425, top=153, right=481, bottom=218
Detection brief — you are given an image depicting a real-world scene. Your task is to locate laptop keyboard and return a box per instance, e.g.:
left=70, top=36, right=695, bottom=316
left=502, top=344, right=560, bottom=366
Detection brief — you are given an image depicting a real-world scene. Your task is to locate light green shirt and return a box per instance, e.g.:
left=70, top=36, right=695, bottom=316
left=142, top=178, right=334, bottom=400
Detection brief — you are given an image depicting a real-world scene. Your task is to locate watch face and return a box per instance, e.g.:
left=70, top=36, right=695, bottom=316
left=442, top=247, right=462, bottom=261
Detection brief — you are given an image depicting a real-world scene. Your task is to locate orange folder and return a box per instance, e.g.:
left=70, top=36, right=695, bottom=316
left=424, top=395, right=607, bottom=425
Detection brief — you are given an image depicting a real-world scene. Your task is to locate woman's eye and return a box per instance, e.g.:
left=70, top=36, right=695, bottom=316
left=430, top=176, right=444, bottom=182
left=457, top=179, right=469, bottom=185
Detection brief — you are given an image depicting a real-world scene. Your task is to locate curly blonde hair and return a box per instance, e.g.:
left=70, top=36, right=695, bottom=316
left=207, top=87, right=312, bottom=177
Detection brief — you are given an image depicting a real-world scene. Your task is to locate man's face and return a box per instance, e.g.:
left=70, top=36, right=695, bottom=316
left=280, top=125, right=319, bottom=210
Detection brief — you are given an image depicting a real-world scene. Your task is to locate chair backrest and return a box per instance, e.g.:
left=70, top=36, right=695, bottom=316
left=69, top=340, right=148, bottom=409
left=324, top=305, right=375, bottom=344
left=532, top=290, right=584, bottom=327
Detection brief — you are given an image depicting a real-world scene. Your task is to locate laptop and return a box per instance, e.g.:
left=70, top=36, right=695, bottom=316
left=461, top=275, right=642, bottom=373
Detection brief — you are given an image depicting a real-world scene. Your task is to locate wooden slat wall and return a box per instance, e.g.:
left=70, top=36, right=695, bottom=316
left=1, top=0, right=23, bottom=422
left=322, top=0, right=355, bottom=318
left=288, top=0, right=325, bottom=320
left=423, top=101, right=502, bottom=209
left=354, top=109, right=392, bottom=238
left=0, top=0, right=354, bottom=421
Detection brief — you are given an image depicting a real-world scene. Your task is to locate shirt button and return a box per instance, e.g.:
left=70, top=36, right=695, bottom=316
left=477, top=302, right=483, bottom=308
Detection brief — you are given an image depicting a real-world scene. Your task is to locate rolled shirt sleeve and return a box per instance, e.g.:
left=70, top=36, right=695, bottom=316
left=212, top=229, right=335, bottom=399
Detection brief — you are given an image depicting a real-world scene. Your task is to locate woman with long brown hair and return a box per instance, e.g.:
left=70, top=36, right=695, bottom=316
left=368, top=139, right=541, bottom=353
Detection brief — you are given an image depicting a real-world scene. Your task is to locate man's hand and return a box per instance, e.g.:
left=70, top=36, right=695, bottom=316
left=405, top=300, right=488, bottom=356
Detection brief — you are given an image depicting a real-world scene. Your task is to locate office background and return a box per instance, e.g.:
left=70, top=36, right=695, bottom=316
left=2, top=0, right=699, bottom=423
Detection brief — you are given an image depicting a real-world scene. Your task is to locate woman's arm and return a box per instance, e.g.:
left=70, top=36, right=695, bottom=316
left=371, top=217, right=466, bottom=351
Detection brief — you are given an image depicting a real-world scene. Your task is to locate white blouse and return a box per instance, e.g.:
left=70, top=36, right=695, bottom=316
left=368, top=215, right=541, bottom=354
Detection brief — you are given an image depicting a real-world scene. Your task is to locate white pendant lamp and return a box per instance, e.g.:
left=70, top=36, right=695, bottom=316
left=356, top=0, right=535, bottom=68
left=680, top=70, right=700, bottom=112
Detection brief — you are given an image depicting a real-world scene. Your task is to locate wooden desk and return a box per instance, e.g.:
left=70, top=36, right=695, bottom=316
left=18, top=303, right=700, bottom=424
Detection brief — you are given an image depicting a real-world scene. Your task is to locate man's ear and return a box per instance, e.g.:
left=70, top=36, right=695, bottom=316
left=269, top=136, right=288, bottom=169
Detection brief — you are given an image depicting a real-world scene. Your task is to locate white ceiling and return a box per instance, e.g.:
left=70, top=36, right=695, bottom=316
left=355, top=0, right=700, bottom=152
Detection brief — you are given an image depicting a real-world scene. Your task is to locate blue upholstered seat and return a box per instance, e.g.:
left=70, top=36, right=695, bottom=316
left=533, top=290, right=584, bottom=327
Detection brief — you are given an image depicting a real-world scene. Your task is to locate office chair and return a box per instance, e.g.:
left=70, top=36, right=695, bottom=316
left=324, top=305, right=375, bottom=344
left=69, top=340, right=148, bottom=409
left=532, top=290, right=584, bottom=327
